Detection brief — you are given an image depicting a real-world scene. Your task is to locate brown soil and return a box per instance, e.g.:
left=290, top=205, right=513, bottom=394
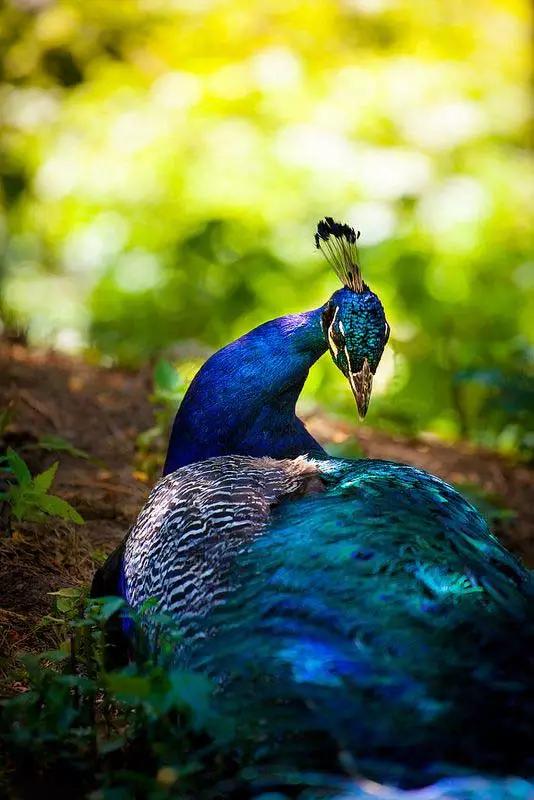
left=0, top=341, right=532, bottom=689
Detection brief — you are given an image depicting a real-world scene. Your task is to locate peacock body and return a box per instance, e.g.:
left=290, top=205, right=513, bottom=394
left=93, top=219, right=534, bottom=791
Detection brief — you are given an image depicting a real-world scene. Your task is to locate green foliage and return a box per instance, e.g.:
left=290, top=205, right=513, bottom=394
left=0, top=448, right=84, bottom=528
left=148, top=358, right=191, bottom=441
left=136, top=359, right=195, bottom=479
left=456, top=483, right=516, bottom=527
left=35, top=434, right=91, bottom=461
left=3, top=595, right=384, bottom=797
left=153, top=359, right=189, bottom=408
left=454, top=368, right=534, bottom=460
left=39, top=586, right=89, bottom=636
left=0, top=597, right=241, bottom=799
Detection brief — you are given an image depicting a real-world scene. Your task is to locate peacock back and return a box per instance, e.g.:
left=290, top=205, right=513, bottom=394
left=102, top=455, right=534, bottom=786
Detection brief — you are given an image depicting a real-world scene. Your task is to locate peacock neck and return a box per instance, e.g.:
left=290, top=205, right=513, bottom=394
left=163, top=306, right=328, bottom=474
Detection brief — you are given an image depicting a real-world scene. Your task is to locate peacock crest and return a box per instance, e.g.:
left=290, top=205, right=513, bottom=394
left=314, top=217, right=365, bottom=293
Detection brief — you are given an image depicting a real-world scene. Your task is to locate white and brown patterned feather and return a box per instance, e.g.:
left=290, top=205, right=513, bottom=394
left=123, top=455, right=322, bottom=636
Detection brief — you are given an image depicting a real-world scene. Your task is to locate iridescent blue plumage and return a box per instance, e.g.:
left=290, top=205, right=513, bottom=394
left=92, top=219, right=534, bottom=795
left=164, top=307, right=329, bottom=473
left=189, top=459, right=533, bottom=784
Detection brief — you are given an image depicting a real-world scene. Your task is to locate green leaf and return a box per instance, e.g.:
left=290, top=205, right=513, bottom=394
left=49, top=587, right=84, bottom=599
left=49, top=587, right=85, bottom=614
left=40, top=649, right=70, bottom=663
left=36, top=615, right=66, bottom=628
left=5, top=448, right=32, bottom=485
left=154, top=359, right=182, bottom=393
left=105, top=673, right=153, bottom=702
left=33, top=461, right=58, bottom=493
left=37, top=434, right=90, bottom=460
left=88, top=596, right=125, bottom=621
left=138, top=596, right=159, bottom=613
left=37, top=494, right=84, bottom=524
left=167, top=671, right=213, bottom=730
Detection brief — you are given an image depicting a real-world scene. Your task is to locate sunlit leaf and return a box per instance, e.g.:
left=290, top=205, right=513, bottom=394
left=33, top=461, right=58, bottom=493
left=37, top=494, right=84, bottom=524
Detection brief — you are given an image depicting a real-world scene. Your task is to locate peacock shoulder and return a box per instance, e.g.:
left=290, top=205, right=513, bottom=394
left=122, top=454, right=531, bottom=634
left=122, top=454, right=324, bottom=628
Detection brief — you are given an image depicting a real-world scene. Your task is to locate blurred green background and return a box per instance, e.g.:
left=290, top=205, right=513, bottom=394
left=1, top=0, right=532, bottom=454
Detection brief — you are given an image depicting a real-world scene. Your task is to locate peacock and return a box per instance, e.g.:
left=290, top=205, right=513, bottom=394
left=92, top=219, right=534, bottom=793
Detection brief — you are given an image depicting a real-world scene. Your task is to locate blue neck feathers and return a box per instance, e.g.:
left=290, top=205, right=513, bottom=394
left=164, top=307, right=328, bottom=474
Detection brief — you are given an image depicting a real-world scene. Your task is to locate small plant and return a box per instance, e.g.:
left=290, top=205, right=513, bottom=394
left=136, top=358, right=201, bottom=479
left=153, top=358, right=189, bottom=409
left=0, top=448, right=84, bottom=533
left=454, top=367, right=534, bottom=459
left=137, top=360, right=187, bottom=450
left=34, top=434, right=91, bottom=461
left=0, top=596, right=237, bottom=799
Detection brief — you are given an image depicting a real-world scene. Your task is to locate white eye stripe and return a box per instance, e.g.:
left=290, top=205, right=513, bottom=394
left=327, top=306, right=340, bottom=358
left=344, top=346, right=354, bottom=377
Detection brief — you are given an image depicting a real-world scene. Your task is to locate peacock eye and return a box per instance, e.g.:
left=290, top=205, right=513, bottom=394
left=384, top=321, right=390, bottom=343
left=331, top=327, right=345, bottom=349
left=321, top=303, right=336, bottom=334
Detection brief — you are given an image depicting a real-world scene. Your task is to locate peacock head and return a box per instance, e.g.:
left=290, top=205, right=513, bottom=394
left=316, top=218, right=390, bottom=419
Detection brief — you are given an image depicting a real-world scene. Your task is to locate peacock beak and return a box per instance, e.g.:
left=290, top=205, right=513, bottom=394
left=348, top=358, right=373, bottom=419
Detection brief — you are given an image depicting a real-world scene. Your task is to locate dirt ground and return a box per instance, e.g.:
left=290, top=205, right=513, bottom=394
left=0, top=340, right=532, bottom=688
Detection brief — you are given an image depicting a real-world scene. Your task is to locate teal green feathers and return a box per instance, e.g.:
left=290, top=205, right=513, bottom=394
left=97, top=456, right=533, bottom=788
left=185, top=460, right=533, bottom=785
